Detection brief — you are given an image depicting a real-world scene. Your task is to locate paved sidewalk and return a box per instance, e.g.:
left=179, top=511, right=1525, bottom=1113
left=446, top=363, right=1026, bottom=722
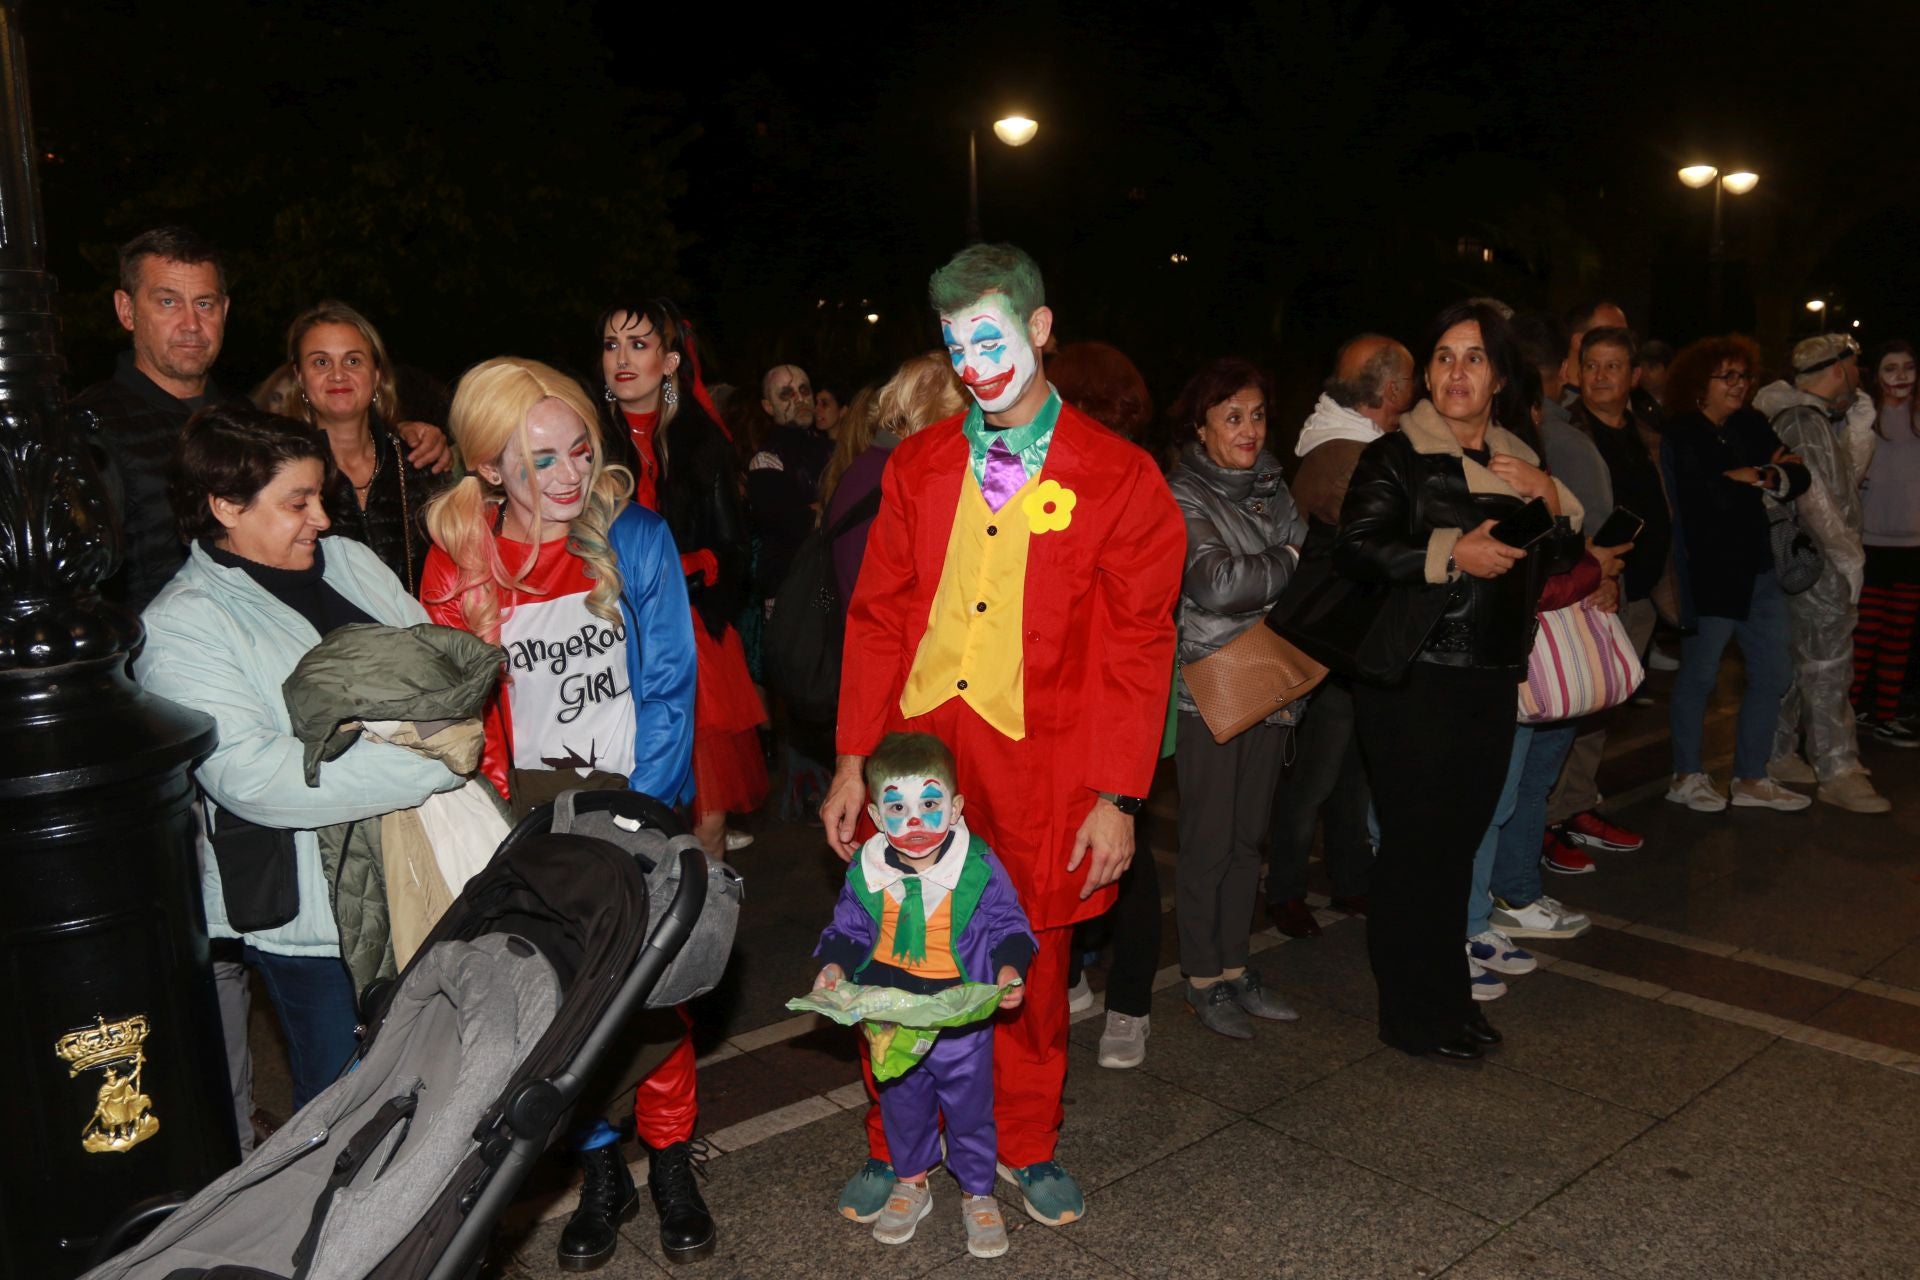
left=472, top=667, right=1920, bottom=1279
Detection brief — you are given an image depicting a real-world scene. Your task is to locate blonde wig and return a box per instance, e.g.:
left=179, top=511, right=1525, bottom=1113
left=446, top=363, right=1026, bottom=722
left=423, top=357, right=633, bottom=643
left=875, top=350, right=966, bottom=441
left=285, top=300, right=403, bottom=426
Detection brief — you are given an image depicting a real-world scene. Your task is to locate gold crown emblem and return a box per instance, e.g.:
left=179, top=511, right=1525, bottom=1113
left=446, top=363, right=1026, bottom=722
left=54, top=1016, right=151, bottom=1077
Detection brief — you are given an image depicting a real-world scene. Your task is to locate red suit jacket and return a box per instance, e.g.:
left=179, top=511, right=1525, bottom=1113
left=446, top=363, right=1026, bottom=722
left=838, top=402, right=1184, bottom=929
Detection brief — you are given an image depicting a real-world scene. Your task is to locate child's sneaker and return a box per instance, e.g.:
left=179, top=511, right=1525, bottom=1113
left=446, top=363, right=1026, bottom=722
left=837, top=1158, right=895, bottom=1222
left=871, top=1180, right=932, bottom=1245
left=963, top=1194, right=1009, bottom=1258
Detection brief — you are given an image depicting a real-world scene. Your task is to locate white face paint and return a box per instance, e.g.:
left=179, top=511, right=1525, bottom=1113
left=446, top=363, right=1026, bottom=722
left=1878, top=352, right=1917, bottom=402
left=940, top=297, right=1038, bottom=415
left=866, top=773, right=963, bottom=857
left=762, top=365, right=815, bottom=427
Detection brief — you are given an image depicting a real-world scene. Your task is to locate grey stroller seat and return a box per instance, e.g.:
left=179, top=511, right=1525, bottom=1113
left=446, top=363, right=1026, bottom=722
left=84, top=934, right=558, bottom=1279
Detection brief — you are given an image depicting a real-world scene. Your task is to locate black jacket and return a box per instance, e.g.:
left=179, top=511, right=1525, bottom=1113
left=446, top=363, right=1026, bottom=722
left=320, top=418, right=443, bottom=596
left=1662, top=407, right=1811, bottom=622
left=604, top=401, right=749, bottom=637
left=1334, top=403, right=1584, bottom=673
left=77, top=351, right=244, bottom=614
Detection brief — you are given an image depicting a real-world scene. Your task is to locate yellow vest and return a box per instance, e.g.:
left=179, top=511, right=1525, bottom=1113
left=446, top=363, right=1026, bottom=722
left=900, top=466, right=1036, bottom=739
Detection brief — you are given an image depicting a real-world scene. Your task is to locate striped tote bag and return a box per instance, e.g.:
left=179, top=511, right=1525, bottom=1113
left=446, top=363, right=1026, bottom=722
left=1517, top=603, right=1645, bottom=724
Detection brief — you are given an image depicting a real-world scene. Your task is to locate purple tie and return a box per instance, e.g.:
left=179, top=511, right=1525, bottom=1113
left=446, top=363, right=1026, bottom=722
left=981, top=437, right=1027, bottom=512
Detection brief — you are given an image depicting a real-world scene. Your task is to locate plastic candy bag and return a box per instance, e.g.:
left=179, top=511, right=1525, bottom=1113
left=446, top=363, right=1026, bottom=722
left=787, top=980, right=1006, bottom=1081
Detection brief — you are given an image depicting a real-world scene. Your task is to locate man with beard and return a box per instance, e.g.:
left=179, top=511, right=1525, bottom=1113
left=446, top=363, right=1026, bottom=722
left=822, top=242, right=1184, bottom=1229
left=747, top=362, right=832, bottom=606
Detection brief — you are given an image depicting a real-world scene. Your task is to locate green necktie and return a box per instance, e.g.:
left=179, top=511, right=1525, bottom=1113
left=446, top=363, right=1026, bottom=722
left=891, top=878, right=928, bottom=966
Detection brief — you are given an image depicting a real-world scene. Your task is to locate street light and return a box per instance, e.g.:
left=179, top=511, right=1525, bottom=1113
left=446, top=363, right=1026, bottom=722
left=967, top=114, right=1039, bottom=243
left=1805, top=299, right=1826, bottom=312
left=1676, top=163, right=1759, bottom=326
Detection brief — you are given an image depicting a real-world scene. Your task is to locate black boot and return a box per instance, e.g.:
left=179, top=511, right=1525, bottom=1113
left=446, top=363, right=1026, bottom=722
left=645, top=1137, right=717, bottom=1263
left=557, top=1142, right=639, bottom=1272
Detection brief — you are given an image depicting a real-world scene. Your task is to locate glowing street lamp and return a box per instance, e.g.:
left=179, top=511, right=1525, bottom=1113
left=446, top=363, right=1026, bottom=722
left=1677, top=163, right=1760, bottom=325
left=967, top=114, right=1040, bottom=242
left=1804, top=299, right=1826, bottom=313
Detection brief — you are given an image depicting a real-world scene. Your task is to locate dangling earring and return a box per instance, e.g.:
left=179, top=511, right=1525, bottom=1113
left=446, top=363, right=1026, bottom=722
left=603, top=384, right=615, bottom=403
left=663, top=377, right=679, bottom=409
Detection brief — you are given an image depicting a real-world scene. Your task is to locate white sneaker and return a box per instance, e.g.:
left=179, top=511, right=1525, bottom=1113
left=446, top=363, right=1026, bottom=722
left=1067, top=973, right=1094, bottom=1014
left=1666, top=772, right=1728, bottom=812
left=1490, top=894, right=1591, bottom=939
left=1767, top=754, right=1818, bottom=785
left=723, top=828, right=755, bottom=852
left=1730, top=777, right=1813, bottom=812
left=871, top=1180, right=932, bottom=1245
left=1817, top=770, right=1892, bottom=814
left=962, top=1194, right=1009, bottom=1259
left=1647, top=644, right=1681, bottom=671
left=1468, top=959, right=1508, bottom=1001
left=1467, top=929, right=1537, bottom=975
left=1097, top=1011, right=1149, bottom=1069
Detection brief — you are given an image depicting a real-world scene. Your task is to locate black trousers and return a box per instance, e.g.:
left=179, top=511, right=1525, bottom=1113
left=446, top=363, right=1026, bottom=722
left=1068, top=824, right=1164, bottom=1018
left=1267, top=678, right=1373, bottom=902
left=1353, top=662, right=1517, bottom=1051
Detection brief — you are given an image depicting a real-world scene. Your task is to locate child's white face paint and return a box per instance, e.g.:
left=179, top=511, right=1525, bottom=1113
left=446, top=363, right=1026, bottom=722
left=867, top=774, right=962, bottom=856
left=940, top=297, right=1037, bottom=415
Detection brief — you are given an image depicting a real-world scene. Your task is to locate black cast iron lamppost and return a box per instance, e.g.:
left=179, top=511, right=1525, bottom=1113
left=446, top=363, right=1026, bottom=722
left=1678, top=163, right=1758, bottom=328
left=966, top=115, right=1039, bottom=243
left=0, top=3, right=232, bottom=1274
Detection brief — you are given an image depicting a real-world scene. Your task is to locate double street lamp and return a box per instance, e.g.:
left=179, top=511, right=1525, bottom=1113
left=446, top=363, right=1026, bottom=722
left=967, top=116, right=1039, bottom=243
left=1677, top=164, right=1759, bottom=326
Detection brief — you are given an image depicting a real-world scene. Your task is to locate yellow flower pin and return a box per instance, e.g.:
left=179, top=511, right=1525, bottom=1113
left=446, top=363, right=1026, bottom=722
left=1022, top=479, right=1076, bottom=534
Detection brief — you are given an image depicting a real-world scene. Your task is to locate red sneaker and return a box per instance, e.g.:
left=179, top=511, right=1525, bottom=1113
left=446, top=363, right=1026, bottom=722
left=1560, top=809, right=1643, bottom=853
left=1541, top=828, right=1597, bottom=875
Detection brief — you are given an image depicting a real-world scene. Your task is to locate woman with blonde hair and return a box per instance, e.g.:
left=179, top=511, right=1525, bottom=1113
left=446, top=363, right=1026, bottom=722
left=418, top=356, right=715, bottom=1270
left=285, top=300, right=448, bottom=591
left=823, top=352, right=965, bottom=603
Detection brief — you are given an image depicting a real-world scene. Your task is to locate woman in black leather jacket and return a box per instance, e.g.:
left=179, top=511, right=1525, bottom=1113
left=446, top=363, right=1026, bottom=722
left=598, top=300, right=767, bottom=856
left=1333, top=301, right=1584, bottom=1062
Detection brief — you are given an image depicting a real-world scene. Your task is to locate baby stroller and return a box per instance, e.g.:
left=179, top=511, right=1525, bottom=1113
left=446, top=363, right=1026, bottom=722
left=83, top=788, right=741, bottom=1280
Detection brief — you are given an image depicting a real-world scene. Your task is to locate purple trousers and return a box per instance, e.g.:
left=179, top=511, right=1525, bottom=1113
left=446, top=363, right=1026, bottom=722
left=876, top=1020, right=996, bottom=1194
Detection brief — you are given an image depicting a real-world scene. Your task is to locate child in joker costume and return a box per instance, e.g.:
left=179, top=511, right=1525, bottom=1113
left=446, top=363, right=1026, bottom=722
left=822, top=244, right=1184, bottom=1227
left=813, top=732, right=1035, bottom=1258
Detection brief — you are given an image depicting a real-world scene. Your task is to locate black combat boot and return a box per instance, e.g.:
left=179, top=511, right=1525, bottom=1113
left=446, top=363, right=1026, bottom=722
left=644, top=1137, right=717, bottom=1263
left=557, top=1141, right=639, bottom=1272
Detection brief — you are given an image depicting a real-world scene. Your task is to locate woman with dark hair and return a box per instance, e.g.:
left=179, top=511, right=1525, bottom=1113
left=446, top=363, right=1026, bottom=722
left=1166, top=357, right=1308, bottom=1039
left=1854, top=340, right=1920, bottom=742
left=134, top=406, right=467, bottom=1110
left=1335, top=301, right=1584, bottom=1061
left=598, top=300, right=768, bottom=856
left=284, top=300, right=448, bottom=593
left=1660, top=336, right=1814, bottom=810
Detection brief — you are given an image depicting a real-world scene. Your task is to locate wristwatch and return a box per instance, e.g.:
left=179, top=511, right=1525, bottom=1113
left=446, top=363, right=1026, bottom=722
left=1445, top=551, right=1458, bottom=578
left=1098, top=791, right=1146, bottom=815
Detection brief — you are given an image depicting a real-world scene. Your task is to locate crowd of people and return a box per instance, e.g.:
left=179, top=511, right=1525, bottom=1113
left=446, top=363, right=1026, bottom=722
left=79, top=224, right=1918, bottom=1269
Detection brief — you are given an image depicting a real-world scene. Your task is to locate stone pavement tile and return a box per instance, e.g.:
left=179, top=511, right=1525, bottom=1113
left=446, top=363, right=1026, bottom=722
left=1519, top=1114, right=1920, bottom=1280
left=1043, top=1039, right=1238, bottom=1193
left=500, top=1217, right=671, bottom=1278
left=1867, top=939, right=1920, bottom=990
left=1081, top=976, right=1382, bottom=1117
left=1254, top=1053, right=1653, bottom=1225
left=1246, top=916, right=1378, bottom=1023
left=1488, top=969, right=1770, bottom=1117
left=1070, top=1120, right=1494, bottom=1279
left=1438, top=1223, right=1629, bottom=1279
left=919, top=1215, right=1132, bottom=1278
left=742, top=1023, right=865, bottom=1096
left=1804, top=988, right=1920, bottom=1056
left=1535, top=927, right=1841, bottom=1022
left=1661, top=1040, right=1920, bottom=1208
left=694, top=1046, right=824, bottom=1135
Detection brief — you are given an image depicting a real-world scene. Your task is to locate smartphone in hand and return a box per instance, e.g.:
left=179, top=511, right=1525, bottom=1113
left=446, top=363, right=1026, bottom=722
left=1591, top=506, right=1645, bottom=548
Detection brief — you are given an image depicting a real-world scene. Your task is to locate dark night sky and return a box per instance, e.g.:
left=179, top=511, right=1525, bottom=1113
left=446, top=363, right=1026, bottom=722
left=22, top=0, right=1920, bottom=419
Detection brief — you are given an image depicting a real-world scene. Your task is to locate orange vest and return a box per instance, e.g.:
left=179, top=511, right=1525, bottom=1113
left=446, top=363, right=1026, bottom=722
left=875, top=887, right=960, bottom=980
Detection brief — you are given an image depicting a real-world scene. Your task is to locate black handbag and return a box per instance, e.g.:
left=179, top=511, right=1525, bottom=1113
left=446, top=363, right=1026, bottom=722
left=207, top=803, right=301, bottom=934
left=1268, top=543, right=1454, bottom=686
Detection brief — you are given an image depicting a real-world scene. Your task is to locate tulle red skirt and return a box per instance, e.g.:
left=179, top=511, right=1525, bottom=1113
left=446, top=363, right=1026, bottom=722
left=692, top=611, right=768, bottom=820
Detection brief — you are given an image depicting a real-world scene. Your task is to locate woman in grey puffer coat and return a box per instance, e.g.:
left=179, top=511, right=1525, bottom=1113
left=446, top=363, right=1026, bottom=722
left=1166, top=358, right=1309, bottom=1040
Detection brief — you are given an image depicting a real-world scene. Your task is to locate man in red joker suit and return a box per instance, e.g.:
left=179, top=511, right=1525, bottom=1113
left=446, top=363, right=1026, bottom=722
left=821, top=242, right=1184, bottom=1227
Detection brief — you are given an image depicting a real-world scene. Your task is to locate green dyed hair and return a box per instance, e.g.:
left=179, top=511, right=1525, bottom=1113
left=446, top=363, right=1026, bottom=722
left=927, top=243, right=1045, bottom=324
left=863, top=732, right=959, bottom=797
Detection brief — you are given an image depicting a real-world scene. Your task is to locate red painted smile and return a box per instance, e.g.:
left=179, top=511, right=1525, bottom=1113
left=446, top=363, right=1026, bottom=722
left=964, top=368, right=1015, bottom=401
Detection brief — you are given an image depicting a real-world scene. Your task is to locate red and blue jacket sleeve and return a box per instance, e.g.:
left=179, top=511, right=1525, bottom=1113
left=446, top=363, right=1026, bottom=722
left=614, top=505, right=697, bottom=806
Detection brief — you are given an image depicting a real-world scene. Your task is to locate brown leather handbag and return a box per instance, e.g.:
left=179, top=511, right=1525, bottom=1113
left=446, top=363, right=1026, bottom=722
left=1181, top=621, right=1329, bottom=744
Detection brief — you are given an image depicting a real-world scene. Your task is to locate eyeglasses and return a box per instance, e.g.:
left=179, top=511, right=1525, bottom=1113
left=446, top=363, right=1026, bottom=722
left=1708, top=370, right=1751, bottom=384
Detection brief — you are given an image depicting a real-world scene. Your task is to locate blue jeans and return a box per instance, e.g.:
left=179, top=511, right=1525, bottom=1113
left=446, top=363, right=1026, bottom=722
left=1492, top=721, right=1578, bottom=910
left=1671, top=571, right=1794, bottom=779
left=245, top=946, right=360, bottom=1111
left=1466, top=725, right=1533, bottom=937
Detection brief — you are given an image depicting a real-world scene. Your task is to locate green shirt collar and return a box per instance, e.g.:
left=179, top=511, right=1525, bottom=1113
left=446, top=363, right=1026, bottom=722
left=963, top=386, right=1061, bottom=459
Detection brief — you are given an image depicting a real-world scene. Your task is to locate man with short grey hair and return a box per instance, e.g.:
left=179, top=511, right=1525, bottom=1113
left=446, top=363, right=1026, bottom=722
left=1754, top=334, right=1890, bottom=812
